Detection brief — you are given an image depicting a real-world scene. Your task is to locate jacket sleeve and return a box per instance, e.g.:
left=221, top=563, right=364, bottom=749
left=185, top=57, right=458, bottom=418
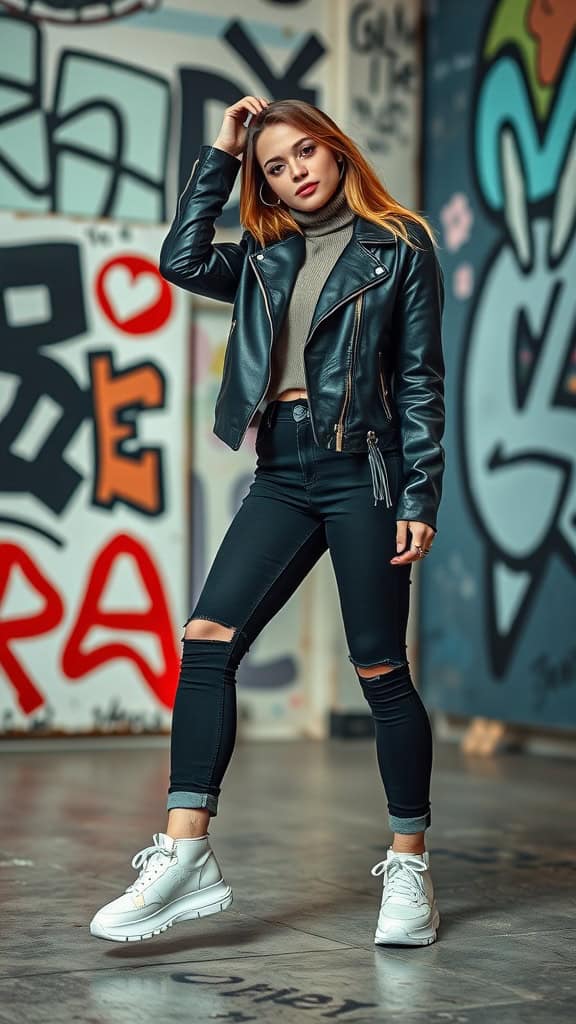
left=159, top=144, right=250, bottom=304
left=392, top=226, right=446, bottom=533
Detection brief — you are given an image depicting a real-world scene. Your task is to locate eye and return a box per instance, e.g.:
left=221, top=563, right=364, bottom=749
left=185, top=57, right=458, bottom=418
left=269, top=144, right=315, bottom=175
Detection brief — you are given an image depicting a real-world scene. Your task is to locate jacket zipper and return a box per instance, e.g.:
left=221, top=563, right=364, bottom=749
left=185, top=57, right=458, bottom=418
left=176, top=157, right=200, bottom=219
left=377, top=351, right=393, bottom=421
left=334, top=294, right=363, bottom=451
left=216, top=319, right=237, bottom=405
left=223, top=318, right=237, bottom=377
left=245, top=258, right=275, bottom=431
left=238, top=262, right=388, bottom=449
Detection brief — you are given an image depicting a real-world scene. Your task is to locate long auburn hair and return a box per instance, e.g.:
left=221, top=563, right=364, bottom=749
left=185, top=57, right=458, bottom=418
left=239, top=100, right=438, bottom=251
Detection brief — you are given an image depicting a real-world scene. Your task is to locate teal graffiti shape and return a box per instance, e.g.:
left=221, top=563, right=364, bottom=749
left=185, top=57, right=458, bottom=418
left=474, top=52, right=576, bottom=210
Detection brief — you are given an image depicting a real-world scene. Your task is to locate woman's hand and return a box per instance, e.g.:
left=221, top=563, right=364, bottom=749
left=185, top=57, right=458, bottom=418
left=212, top=96, right=270, bottom=159
left=390, top=520, right=435, bottom=564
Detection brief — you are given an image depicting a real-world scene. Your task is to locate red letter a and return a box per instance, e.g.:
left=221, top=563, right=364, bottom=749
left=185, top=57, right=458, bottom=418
left=62, top=533, right=179, bottom=709
left=0, top=544, right=64, bottom=715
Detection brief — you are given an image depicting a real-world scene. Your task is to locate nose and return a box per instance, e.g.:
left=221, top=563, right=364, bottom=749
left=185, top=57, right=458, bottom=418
left=291, top=163, right=307, bottom=181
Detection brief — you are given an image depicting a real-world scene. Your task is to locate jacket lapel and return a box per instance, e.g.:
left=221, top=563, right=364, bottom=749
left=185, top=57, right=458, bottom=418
left=249, top=215, right=396, bottom=340
left=248, top=232, right=305, bottom=337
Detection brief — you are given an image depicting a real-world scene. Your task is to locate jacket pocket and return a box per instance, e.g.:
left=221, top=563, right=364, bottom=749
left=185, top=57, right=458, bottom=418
left=377, top=351, right=393, bottom=421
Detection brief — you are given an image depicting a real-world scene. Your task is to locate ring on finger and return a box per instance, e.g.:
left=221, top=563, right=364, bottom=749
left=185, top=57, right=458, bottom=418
left=412, top=544, right=432, bottom=558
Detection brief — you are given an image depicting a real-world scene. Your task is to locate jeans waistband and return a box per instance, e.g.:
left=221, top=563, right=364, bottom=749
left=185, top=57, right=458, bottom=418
left=262, top=398, right=396, bottom=509
left=264, top=398, right=310, bottom=425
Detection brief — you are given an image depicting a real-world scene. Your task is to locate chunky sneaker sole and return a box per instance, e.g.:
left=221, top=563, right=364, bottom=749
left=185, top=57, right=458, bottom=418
left=90, top=879, right=233, bottom=942
left=374, top=902, right=440, bottom=946
left=371, top=847, right=440, bottom=947
left=89, top=832, right=233, bottom=943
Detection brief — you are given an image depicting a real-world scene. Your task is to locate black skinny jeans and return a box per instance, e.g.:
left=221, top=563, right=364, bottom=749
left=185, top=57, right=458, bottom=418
left=168, top=398, right=433, bottom=834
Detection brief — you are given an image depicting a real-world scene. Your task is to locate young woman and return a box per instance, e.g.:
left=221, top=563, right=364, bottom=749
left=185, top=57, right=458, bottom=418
left=90, top=98, right=445, bottom=947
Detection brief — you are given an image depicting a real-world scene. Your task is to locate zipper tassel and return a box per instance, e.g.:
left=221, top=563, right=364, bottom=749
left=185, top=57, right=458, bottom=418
left=366, top=431, right=392, bottom=508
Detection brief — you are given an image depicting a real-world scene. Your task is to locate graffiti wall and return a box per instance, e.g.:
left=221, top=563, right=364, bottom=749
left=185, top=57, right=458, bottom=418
left=0, top=213, right=187, bottom=734
left=421, top=0, right=576, bottom=726
left=347, top=0, right=421, bottom=204
left=0, top=0, right=421, bottom=219
left=0, top=0, right=335, bottom=223
left=0, top=0, right=424, bottom=735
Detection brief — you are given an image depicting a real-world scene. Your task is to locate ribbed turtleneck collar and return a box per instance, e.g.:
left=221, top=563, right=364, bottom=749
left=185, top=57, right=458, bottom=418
left=288, top=177, right=355, bottom=237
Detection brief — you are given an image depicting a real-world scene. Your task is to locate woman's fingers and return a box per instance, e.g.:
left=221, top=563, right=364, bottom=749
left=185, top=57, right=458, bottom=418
left=390, top=551, right=419, bottom=565
left=244, top=96, right=270, bottom=114
left=390, top=521, right=434, bottom=565
left=395, top=520, right=408, bottom=553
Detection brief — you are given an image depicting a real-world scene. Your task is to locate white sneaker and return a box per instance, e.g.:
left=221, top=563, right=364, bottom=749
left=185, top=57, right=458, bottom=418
left=370, top=846, right=440, bottom=946
left=90, top=832, right=233, bottom=942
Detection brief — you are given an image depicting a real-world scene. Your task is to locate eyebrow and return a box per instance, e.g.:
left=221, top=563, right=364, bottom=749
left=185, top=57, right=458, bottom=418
left=263, top=137, right=313, bottom=168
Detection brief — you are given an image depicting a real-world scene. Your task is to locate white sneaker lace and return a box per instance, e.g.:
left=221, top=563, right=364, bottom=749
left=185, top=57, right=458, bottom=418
left=125, top=834, right=174, bottom=894
left=370, top=854, right=427, bottom=905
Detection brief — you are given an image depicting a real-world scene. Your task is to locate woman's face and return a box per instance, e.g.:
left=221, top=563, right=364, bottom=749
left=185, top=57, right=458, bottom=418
left=255, top=123, right=341, bottom=211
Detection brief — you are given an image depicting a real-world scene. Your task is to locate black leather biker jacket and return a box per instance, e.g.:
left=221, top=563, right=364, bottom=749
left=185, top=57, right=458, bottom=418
left=159, top=144, right=446, bottom=532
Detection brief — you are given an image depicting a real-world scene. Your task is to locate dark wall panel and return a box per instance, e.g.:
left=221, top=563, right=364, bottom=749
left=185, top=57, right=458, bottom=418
left=421, top=0, right=576, bottom=727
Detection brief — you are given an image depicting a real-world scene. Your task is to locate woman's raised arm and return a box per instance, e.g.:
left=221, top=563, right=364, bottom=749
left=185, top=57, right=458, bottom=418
left=159, top=96, right=270, bottom=304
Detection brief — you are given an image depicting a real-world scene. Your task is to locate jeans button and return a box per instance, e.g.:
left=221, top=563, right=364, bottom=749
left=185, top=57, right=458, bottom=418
left=293, top=404, right=307, bottom=422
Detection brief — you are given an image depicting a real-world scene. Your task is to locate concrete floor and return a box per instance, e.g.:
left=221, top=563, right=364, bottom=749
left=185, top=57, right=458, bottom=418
left=1, top=735, right=576, bottom=1023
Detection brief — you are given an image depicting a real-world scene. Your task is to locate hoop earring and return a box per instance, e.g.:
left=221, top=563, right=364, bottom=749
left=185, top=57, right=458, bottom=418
left=338, top=160, right=345, bottom=180
left=259, top=181, right=282, bottom=207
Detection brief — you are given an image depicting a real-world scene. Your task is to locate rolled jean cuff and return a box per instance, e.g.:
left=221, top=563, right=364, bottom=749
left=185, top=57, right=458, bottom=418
left=388, top=810, right=431, bottom=833
left=166, top=791, right=219, bottom=816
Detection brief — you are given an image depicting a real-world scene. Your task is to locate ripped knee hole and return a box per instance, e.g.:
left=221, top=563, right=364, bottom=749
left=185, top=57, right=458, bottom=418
left=354, top=661, right=407, bottom=679
left=182, top=618, right=237, bottom=643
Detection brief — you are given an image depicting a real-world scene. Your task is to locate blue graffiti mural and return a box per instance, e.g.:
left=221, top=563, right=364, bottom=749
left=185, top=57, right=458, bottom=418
left=462, top=0, right=576, bottom=677
left=422, top=0, right=576, bottom=724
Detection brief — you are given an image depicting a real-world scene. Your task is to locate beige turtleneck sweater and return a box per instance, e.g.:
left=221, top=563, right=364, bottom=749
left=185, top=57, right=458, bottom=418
left=264, top=178, right=355, bottom=403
